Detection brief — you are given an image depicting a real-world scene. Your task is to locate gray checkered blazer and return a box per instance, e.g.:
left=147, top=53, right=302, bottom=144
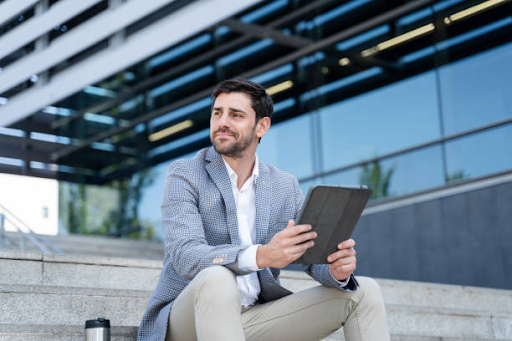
left=137, top=147, right=355, bottom=341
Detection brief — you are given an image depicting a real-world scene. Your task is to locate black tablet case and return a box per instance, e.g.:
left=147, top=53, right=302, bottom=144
left=293, top=185, right=372, bottom=264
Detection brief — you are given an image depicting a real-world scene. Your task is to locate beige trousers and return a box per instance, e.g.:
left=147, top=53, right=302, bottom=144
left=167, top=266, right=390, bottom=341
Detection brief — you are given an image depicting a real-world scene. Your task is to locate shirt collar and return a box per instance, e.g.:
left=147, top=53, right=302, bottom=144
left=223, top=154, right=259, bottom=186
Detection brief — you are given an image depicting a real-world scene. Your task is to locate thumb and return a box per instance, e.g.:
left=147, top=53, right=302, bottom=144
left=286, top=219, right=295, bottom=229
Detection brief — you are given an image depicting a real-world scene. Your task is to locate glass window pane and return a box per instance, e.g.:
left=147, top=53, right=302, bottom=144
left=323, top=145, right=445, bottom=199
left=320, top=71, right=441, bottom=172
left=258, top=114, right=314, bottom=179
left=445, top=124, right=512, bottom=182
left=298, top=178, right=325, bottom=198
left=380, top=145, right=444, bottom=197
left=439, top=42, right=512, bottom=135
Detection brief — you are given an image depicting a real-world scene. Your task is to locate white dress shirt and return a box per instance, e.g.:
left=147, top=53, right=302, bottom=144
left=223, top=155, right=262, bottom=307
left=222, top=155, right=350, bottom=306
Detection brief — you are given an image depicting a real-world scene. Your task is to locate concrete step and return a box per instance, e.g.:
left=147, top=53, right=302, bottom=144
left=325, top=304, right=512, bottom=340
left=280, top=271, right=512, bottom=340
left=0, top=250, right=162, bottom=291
left=0, top=251, right=153, bottom=339
left=1, top=251, right=511, bottom=340
left=0, top=284, right=151, bottom=327
left=280, top=271, right=512, bottom=316
left=2, top=232, right=164, bottom=260
left=0, top=325, right=137, bottom=341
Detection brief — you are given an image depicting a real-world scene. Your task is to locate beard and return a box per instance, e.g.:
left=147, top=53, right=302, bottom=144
left=211, top=126, right=256, bottom=158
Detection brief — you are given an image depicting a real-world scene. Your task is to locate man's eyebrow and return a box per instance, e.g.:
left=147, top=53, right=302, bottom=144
left=229, top=107, right=247, bottom=114
left=212, top=106, right=247, bottom=114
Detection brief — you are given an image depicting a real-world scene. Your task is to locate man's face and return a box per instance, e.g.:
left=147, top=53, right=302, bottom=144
left=210, top=92, right=259, bottom=158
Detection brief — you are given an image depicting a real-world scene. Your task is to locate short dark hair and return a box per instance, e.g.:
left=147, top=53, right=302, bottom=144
left=211, top=78, right=273, bottom=121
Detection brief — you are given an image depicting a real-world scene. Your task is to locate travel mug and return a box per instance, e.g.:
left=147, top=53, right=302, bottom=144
left=85, top=317, right=111, bottom=341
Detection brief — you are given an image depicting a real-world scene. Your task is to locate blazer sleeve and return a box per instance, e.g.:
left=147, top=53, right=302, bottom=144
left=293, top=179, right=359, bottom=290
left=162, top=164, right=252, bottom=280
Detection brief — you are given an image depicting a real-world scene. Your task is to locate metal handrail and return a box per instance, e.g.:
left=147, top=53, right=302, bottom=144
left=0, top=214, right=15, bottom=250
left=0, top=203, right=64, bottom=254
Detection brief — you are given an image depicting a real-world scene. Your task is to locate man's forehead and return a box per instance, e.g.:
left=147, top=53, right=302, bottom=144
left=213, top=92, right=253, bottom=109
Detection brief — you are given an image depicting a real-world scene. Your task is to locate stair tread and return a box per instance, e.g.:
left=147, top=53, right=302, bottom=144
left=0, top=283, right=152, bottom=297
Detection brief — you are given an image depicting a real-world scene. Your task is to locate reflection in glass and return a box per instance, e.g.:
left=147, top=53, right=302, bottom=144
left=320, top=71, right=441, bottom=171
left=378, top=145, right=444, bottom=196
left=258, top=114, right=314, bottom=180
left=359, top=161, right=394, bottom=200
left=445, top=124, right=512, bottom=181
left=322, top=145, right=444, bottom=200
left=439, top=41, right=512, bottom=135
left=298, top=178, right=325, bottom=199
left=323, top=168, right=361, bottom=188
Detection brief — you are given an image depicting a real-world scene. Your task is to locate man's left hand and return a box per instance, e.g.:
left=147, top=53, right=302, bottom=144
left=327, top=239, right=357, bottom=281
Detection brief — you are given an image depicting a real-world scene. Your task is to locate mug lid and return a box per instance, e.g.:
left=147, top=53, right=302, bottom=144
left=85, top=317, right=110, bottom=329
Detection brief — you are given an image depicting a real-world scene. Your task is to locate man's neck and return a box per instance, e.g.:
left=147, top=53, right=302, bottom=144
left=222, top=152, right=256, bottom=190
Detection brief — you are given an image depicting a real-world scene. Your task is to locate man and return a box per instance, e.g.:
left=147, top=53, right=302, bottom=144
left=138, top=79, right=389, bottom=341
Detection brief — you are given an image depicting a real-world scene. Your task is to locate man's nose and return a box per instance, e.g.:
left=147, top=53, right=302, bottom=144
left=216, top=112, right=230, bottom=126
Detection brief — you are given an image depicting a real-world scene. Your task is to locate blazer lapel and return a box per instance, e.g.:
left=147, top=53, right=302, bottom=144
left=205, top=147, right=241, bottom=245
left=255, top=161, right=271, bottom=244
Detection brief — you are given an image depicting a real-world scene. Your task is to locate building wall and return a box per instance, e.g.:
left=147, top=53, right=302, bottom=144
left=352, top=174, right=512, bottom=290
left=256, top=41, right=512, bottom=197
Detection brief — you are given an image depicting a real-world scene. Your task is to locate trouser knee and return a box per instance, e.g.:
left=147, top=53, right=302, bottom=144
left=355, top=276, right=386, bottom=309
left=194, top=266, right=239, bottom=304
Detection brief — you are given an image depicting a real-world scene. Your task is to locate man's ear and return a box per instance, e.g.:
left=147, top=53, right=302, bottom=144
left=256, top=117, right=271, bottom=139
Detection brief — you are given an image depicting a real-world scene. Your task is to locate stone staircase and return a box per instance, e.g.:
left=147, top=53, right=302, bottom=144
left=0, top=249, right=511, bottom=340
left=280, top=272, right=512, bottom=341
left=1, top=231, right=164, bottom=260
left=0, top=250, right=160, bottom=340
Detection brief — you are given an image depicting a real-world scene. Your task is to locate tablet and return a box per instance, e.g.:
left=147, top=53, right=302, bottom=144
left=293, top=185, right=372, bottom=264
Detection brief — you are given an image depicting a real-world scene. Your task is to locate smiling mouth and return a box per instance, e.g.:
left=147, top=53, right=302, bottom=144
left=215, top=132, right=236, bottom=138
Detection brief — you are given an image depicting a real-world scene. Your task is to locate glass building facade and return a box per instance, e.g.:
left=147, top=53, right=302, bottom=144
left=135, top=38, right=512, bottom=239
left=0, top=0, right=511, bottom=238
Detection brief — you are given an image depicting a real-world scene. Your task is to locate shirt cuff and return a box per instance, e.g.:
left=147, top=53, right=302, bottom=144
left=238, top=244, right=262, bottom=271
left=328, top=267, right=351, bottom=287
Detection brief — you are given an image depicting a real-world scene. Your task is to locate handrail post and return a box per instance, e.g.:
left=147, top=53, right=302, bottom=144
left=20, top=233, right=26, bottom=252
left=0, top=213, right=5, bottom=242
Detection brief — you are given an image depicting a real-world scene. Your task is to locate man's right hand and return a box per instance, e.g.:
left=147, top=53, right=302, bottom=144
left=256, top=219, right=317, bottom=269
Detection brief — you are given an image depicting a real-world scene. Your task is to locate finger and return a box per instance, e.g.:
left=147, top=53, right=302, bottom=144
left=329, top=262, right=353, bottom=278
left=334, top=263, right=356, bottom=274
left=289, top=231, right=317, bottom=246
left=327, top=248, right=356, bottom=263
left=331, top=256, right=356, bottom=267
left=337, top=238, right=356, bottom=250
left=282, top=222, right=312, bottom=238
left=289, top=249, right=308, bottom=262
left=276, top=220, right=297, bottom=238
left=288, top=240, right=315, bottom=255
left=331, top=260, right=355, bottom=274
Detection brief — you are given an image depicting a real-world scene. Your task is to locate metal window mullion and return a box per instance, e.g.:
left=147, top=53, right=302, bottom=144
left=297, top=116, right=512, bottom=184
left=35, top=0, right=50, bottom=87
left=109, top=0, right=125, bottom=49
